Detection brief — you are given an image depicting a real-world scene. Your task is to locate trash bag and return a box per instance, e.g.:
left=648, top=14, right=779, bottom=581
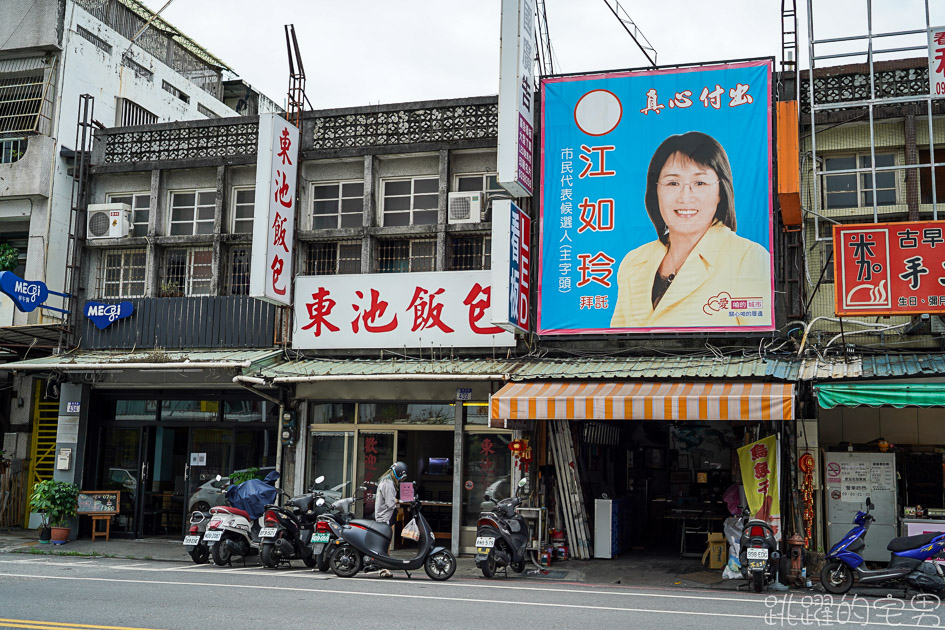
left=401, top=517, right=420, bottom=541
left=722, top=515, right=744, bottom=580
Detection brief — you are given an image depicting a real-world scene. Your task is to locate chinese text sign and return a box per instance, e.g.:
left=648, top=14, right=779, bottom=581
left=737, top=435, right=781, bottom=540
left=250, top=113, right=299, bottom=306
left=930, top=26, right=945, bottom=98
left=491, top=199, right=531, bottom=332
left=834, top=220, right=945, bottom=315
left=497, top=0, right=534, bottom=197
left=293, top=271, right=516, bottom=350
left=538, top=60, right=775, bottom=334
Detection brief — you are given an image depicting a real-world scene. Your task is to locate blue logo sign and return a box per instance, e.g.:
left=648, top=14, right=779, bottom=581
left=0, top=271, right=49, bottom=313
left=85, top=300, right=134, bottom=329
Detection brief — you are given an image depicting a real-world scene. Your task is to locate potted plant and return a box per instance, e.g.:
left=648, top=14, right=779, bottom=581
left=29, top=480, right=81, bottom=544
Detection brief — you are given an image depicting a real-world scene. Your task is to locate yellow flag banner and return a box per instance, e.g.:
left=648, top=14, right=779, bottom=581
left=737, top=434, right=781, bottom=538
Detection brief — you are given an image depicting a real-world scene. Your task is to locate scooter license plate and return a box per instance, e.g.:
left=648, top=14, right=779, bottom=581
left=747, top=548, right=769, bottom=560
left=311, top=532, right=330, bottom=544
left=203, top=530, right=222, bottom=542
left=259, top=528, right=278, bottom=538
left=182, top=535, right=201, bottom=546
left=475, top=537, right=495, bottom=548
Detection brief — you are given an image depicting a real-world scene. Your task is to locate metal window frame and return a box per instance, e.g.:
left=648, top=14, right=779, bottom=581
left=380, top=176, right=439, bottom=227
left=168, top=189, right=215, bottom=236
left=448, top=234, right=491, bottom=271
left=162, top=246, right=213, bottom=296
left=107, top=191, right=150, bottom=236
left=311, top=180, right=364, bottom=230
left=225, top=245, right=252, bottom=295
left=305, top=240, right=361, bottom=275
left=99, top=248, right=148, bottom=298
left=376, top=238, right=437, bottom=273
left=230, top=185, right=255, bottom=234
left=821, top=151, right=899, bottom=210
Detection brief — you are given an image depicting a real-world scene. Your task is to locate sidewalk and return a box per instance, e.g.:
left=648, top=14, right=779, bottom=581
left=0, top=526, right=756, bottom=591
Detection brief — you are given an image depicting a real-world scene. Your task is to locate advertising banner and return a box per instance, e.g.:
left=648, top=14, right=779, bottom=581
left=834, top=220, right=945, bottom=315
left=491, top=199, right=531, bottom=332
left=293, top=271, right=516, bottom=350
left=737, top=434, right=781, bottom=539
left=497, top=0, right=534, bottom=197
left=250, top=113, right=298, bottom=306
left=929, top=26, right=945, bottom=98
left=538, top=60, right=774, bottom=334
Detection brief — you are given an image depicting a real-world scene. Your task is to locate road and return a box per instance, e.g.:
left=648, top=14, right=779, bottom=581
left=0, top=556, right=943, bottom=629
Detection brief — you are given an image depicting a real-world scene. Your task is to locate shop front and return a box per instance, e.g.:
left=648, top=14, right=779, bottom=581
left=815, top=381, right=945, bottom=561
left=490, top=380, right=796, bottom=560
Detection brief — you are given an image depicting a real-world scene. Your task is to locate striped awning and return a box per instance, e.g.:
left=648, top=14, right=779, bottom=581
left=490, top=381, right=795, bottom=425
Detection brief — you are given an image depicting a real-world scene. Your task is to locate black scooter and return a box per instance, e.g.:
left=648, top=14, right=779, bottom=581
left=259, top=475, right=328, bottom=569
left=738, top=507, right=781, bottom=593
left=475, top=478, right=531, bottom=578
left=325, top=498, right=456, bottom=581
left=310, top=495, right=358, bottom=572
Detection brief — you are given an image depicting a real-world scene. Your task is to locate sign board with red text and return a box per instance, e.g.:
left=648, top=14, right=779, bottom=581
left=250, top=113, right=298, bottom=306
left=929, top=26, right=945, bottom=97
left=833, top=220, right=945, bottom=315
left=497, top=0, right=534, bottom=197
left=293, top=271, right=515, bottom=350
left=491, top=199, right=530, bottom=333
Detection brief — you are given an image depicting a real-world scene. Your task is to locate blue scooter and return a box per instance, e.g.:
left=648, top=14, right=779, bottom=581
left=821, top=497, right=945, bottom=594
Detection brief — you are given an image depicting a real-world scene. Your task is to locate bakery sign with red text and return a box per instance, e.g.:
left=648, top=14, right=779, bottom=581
left=293, top=271, right=516, bottom=350
left=834, top=220, right=945, bottom=315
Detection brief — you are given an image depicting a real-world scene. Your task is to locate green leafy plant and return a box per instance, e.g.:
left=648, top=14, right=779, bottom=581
left=228, top=467, right=262, bottom=485
left=29, top=480, right=81, bottom=528
left=0, top=243, right=18, bottom=273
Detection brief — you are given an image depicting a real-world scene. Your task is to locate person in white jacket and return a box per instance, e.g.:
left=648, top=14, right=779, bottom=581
left=373, top=461, right=407, bottom=577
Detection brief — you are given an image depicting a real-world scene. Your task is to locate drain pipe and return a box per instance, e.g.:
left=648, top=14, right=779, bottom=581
left=232, top=374, right=283, bottom=406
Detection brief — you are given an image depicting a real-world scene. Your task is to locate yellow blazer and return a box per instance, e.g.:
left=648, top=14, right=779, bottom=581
left=610, top=223, right=771, bottom=328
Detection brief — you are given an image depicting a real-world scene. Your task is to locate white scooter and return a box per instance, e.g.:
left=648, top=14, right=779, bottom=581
left=204, top=472, right=279, bottom=566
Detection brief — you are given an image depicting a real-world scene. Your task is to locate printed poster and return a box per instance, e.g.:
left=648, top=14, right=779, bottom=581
left=737, top=435, right=781, bottom=538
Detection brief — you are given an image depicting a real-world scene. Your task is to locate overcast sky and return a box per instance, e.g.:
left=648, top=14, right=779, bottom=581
left=141, top=0, right=945, bottom=111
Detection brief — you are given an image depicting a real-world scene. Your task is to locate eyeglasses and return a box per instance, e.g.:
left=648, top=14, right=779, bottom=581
left=657, top=178, right=720, bottom=194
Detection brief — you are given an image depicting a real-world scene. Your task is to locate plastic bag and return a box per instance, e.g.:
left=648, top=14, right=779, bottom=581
left=401, top=517, right=420, bottom=541
left=721, top=515, right=744, bottom=580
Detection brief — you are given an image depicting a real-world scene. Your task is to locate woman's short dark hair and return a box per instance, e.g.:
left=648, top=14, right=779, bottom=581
left=644, top=131, right=736, bottom=244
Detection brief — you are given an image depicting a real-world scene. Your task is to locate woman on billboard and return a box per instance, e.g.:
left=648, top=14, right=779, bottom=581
left=610, top=131, right=771, bottom=328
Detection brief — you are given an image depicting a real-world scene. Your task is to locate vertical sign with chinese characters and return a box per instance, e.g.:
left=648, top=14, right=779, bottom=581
left=491, top=199, right=530, bottom=332
left=929, top=26, right=945, bottom=97
left=497, top=0, right=534, bottom=197
left=538, top=60, right=774, bottom=334
left=834, top=220, right=945, bottom=315
left=737, top=435, right=781, bottom=540
left=250, top=113, right=299, bottom=306
left=293, top=271, right=515, bottom=350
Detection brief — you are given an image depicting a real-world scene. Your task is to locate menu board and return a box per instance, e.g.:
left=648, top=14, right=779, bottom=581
left=76, top=491, right=120, bottom=515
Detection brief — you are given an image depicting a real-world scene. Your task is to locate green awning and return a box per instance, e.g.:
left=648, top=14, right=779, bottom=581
left=815, top=383, right=945, bottom=409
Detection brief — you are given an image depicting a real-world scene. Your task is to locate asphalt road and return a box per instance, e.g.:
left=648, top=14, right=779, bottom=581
left=0, top=556, right=943, bottom=630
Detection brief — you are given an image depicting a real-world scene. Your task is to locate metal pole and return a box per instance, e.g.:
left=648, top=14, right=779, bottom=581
left=450, top=397, right=464, bottom=557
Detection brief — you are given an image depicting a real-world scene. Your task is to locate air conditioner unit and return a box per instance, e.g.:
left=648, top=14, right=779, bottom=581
left=86, top=203, right=132, bottom=239
left=447, top=192, right=482, bottom=225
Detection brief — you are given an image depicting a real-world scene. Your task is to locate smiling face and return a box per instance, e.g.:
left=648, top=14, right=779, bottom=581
left=656, top=152, right=721, bottom=242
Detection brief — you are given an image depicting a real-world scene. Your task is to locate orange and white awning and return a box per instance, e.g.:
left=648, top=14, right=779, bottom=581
left=490, top=381, right=794, bottom=425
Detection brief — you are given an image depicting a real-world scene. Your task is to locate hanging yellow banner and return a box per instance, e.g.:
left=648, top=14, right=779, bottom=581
left=737, top=434, right=781, bottom=538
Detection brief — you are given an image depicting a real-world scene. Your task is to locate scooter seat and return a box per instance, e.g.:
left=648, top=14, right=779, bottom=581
left=211, top=506, right=251, bottom=520
left=887, top=532, right=939, bottom=552
left=350, top=519, right=392, bottom=540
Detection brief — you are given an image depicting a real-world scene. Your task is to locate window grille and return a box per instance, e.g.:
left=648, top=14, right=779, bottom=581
left=162, top=80, right=190, bottom=103
left=382, top=177, right=438, bottom=226
left=376, top=239, right=436, bottom=273
left=231, top=188, right=254, bottom=233
left=76, top=25, right=112, bottom=53
left=449, top=235, right=491, bottom=270
left=107, top=192, right=150, bottom=237
left=120, top=54, right=153, bottom=80
left=312, top=181, right=364, bottom=229
left=305, top=242, right=361, bottom=275
left=823, top=153, right=897, bottom=209
left=0, top=72, right=50, bottom=135
left=116, top=98, right=157, bottom=127
left=197, top=103, right=219, bottom=118
left=161, top=247, right=212, bottom=296
left=169, top=190, right=215, bottom=236
left=226, top=247, right=251, bottom=295
left=99, top=249, right=147, bottom=298
left=0, top=137, right=27, bottom=164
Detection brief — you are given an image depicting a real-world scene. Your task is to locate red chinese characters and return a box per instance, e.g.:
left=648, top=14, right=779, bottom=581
left=464, top=283, right=505, bottom=335
left=408, top=287, right=454, bottom=333
left=301, top=287, right=339, bottom=336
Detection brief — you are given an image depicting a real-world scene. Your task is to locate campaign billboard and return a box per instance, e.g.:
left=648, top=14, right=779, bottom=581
left=490, top=199, right=531, bottom=332
left=833, top=220, right=945, bottom=315
left=538, top=60, right=775, bottom=334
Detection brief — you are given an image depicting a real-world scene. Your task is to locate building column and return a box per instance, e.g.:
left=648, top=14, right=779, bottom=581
left=146, top=169, right=162, bottom=296
left=53, top=381, right=90, bottom=540
left=361, top=155, right=376, bottom=274
left=437, top=149, right=449, bottom=271
left=905, top=112, right=919, bottom=220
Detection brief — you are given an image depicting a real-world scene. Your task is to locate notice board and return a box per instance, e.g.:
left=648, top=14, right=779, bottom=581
left=76, top=491, right=120, bottom=515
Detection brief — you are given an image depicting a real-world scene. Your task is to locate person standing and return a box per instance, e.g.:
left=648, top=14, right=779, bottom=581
left=373, top=461, right=407, bottom=577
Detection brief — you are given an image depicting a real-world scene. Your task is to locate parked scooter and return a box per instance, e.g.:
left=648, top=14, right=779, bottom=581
left=325, top=497, right=456, bottom=580
left=182, top=509, right=212, bottom=564
left=259, top=475, right=328, bottom=569
left=310, top=494, right=358, bottom=572
left=475, top=478, right=531, bottom=578
left=738, top=507, right=781, bottom=593
left=821, top=497, right=945, bottom=594
left=205, top=471, right=280, bottom=566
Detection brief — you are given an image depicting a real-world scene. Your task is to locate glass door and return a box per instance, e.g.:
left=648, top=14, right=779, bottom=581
left=356, top=431, right=395, bottom=519
left=140, top=427, right=189, bottom=536
left=97, top=427, right=143, bottom=536
left=184, top=429, right=234, bottom=516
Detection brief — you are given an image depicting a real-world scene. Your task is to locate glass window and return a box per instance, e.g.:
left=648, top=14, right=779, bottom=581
left=100, top=249, right=147, bottom=298
left=308, top=432, right=355, bottom=496
left=224, top=400, right=265, bottom=423
left=376, top=239, right=436, bottom=273
left=231, top=188, right=254, bottom=234
left=225, top=247, right=251, bottom=295
left=310, top=403, right=356, bottom=425
left=235, top=428, right=275, bottom=471
left=107, top=192, right=150, bottom=237
left=356, top=432, right=394, bottom=519
left=161, top=247, right=213, bottom=296
left=170, top=190, right=215, bottom=236
left=305, top=241, right=361, bottom=275
left=114, top=400, right=157, bottom=421
left=448, top=235, right=490, bottom=271
left=382, top=177, right=439, bottom=226
left=463, top=405, right=491, bottom=426
left=823, top=153, right=896, bottom=209
left=313, top=181, right=364, bottom=229
left=359, top=403, right=454, bottom=425
left=462, top=433, right=512, bottom=526
left=160, top=400, right=219, bottom=422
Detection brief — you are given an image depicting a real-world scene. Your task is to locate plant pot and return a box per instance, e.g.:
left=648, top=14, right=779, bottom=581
left=50, top=527, right=69, bottom=544
left=38, top=526, right=51, bottom=544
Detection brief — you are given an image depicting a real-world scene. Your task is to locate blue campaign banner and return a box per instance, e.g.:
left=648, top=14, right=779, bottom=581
left=0, top=271, right=48, bottom=313
left=538, top=60, right=775, bottom=335
left=85, top=300, right=134, bottom=329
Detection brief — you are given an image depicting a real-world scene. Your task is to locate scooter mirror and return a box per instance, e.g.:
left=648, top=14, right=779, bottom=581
left=215, top=474, right=222, bottom=482
left=316, top=498, right=325, bottom=506
left=518, top=478, right=528, bottom=488
left=866, top=497, right=873, bottom=509
left=314, top=475, right=325, bottom=485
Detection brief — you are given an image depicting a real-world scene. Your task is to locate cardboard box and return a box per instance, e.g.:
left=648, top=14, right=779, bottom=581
left=707, top=533, right=727, bottom=569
